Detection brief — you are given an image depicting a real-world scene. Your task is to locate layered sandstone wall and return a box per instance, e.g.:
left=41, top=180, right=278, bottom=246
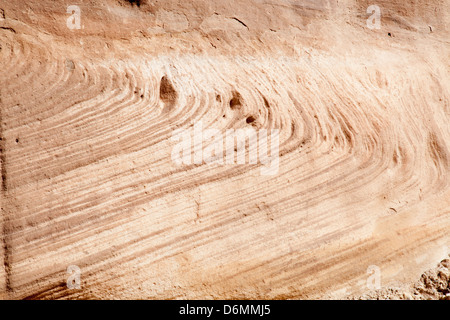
left=0, top=0, right=449, bottom=299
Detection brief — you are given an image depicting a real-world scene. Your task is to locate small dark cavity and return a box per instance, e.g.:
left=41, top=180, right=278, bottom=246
left=15, top=138, right=19, bottom=143
left=229, top=91, right=243, bottom=109
left=388, top=32, right=392, bottom=37
left=126, top=0, right=142, bottom=7
left=160, top=76, right=177, bottom=106
left=246, top=116, right=256, bottom=124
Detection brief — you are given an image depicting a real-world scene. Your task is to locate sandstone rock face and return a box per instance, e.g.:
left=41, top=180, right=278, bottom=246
left=0, top=0, right=449, bottom=299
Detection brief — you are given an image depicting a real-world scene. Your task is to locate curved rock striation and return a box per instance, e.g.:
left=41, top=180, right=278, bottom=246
left=0, top=0, right=449, bottom=299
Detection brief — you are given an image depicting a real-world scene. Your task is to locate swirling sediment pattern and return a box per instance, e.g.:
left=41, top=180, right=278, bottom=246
left=0, top=0, right=449, bottom=299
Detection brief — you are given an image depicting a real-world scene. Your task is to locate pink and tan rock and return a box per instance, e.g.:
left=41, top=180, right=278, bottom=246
left=0, top=0, right=449, bottom=299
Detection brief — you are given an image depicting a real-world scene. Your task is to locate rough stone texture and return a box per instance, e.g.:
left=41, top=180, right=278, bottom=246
left=351, top=255, right=450, bottom=300
left=0, top=0, right=449, bottom=299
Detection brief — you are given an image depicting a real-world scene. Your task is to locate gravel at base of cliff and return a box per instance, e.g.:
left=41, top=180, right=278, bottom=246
left=351, top=254, right=450, bottom=300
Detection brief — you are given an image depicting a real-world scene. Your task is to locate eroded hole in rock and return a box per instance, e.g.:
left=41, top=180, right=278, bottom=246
left=230, top=91, right=243, bottom=109
left=159, top=76, right=177, bottom=106
left=134, top=88, right=142, bottom=97
left=125, top=0, right=143, bottom=7
left=246, top=116, right=256, bottom=124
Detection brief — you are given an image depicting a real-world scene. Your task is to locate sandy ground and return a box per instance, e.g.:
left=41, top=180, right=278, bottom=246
left=0, top=0, right=449, bottom=299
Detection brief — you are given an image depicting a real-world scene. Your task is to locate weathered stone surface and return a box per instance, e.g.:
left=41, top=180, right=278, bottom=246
left=0, top=0, right=449, bottom=299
